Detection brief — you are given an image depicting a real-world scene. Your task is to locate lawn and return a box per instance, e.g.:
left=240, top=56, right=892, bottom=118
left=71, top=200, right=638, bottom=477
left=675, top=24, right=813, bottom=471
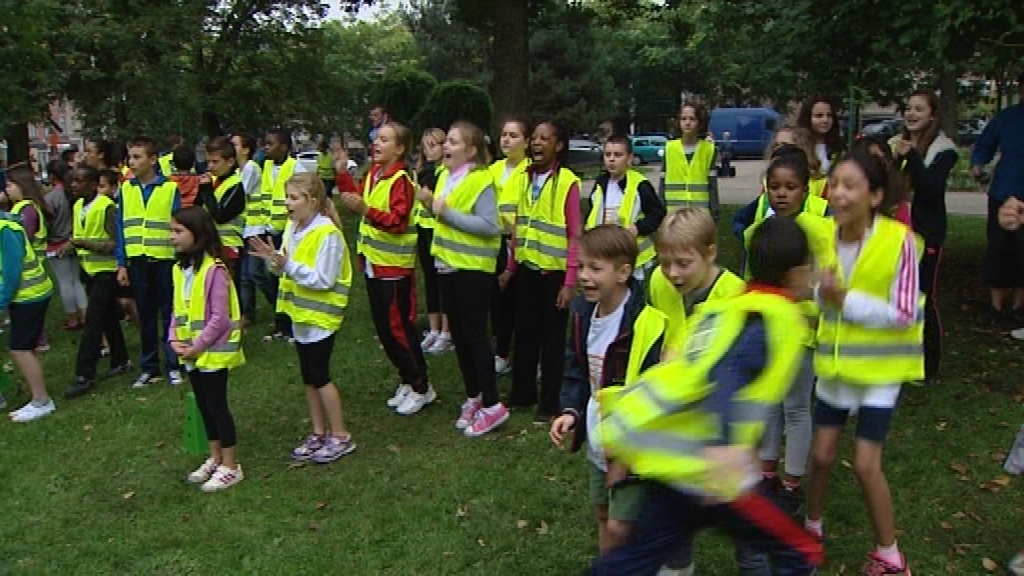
left=1, top=209, right=1021, bottom=575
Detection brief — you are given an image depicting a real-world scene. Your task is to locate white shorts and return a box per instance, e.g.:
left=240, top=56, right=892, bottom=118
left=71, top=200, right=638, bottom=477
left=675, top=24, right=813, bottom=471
left=815, top=379, right=902, bottom=413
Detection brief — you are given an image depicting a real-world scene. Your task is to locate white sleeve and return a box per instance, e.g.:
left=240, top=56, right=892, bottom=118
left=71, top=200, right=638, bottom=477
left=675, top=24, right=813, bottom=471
left=836, top=234, right=920, bottom=329
left=281, top=231, right=342, bottom=290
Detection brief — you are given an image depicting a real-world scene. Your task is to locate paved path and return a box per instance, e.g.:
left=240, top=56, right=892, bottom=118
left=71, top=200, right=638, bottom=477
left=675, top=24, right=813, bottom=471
left=583, top=160, right=987, bottom=216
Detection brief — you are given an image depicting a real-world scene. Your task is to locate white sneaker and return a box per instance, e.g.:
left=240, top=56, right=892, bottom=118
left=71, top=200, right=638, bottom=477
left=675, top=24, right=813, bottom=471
left=421, top=331, right=439, bottom=350
left=187, top=458, right=220, bottom=484
left=657, top=566, right=694, bottom=576
left=426, top=334, right=453, bottom=355
left=386, top=384, right=411, bottom=408
left=1011, top=327, right=1024, bottom=341
left=9, top=399, right=56, bottom=422
left=494, top=356, right=511, bottom=376
left=201, top=464, right=244, bottom=492
left=168, top=370, right=186, bottom=387
left=396, top=386, right=436, bottom=415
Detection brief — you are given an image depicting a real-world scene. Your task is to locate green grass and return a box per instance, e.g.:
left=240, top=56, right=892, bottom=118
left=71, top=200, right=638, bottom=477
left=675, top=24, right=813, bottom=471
left=1, top=209, right=1021, bottom=575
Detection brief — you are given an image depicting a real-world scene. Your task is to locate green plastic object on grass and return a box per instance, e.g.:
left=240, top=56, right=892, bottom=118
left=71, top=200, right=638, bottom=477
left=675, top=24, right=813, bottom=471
left=183, top=391, right=208, bottom=455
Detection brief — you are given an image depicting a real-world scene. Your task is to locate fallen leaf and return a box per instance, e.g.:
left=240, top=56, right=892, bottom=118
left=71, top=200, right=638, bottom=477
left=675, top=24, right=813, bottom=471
left=315, top=502, right=327, bottom=510
left=443, top=551, right=454, bottom=557
left=940, top=521, right=952, bottom=529
left=952, top=511, right=966, bottom=518
left=386, top=445, right=400, bottom=454
left=307, top=522, right=319, bottom=531
left=991, top=452, right=1007, bottom=462
left=950, top=463, right=968, bottom=475
left=841, top=459, right=852, bottom=468
left=288, top=461, right=307, bottom=469
left=83, top=424, right=92, bottom=431
left=180, top=514, right=190, bottom=522
left=477, top=539, right=486, bottom=547
left=936, top=421, right=948, bottom=431
left=456, top=505, right=468, bottom=518
left=993, top=475, right=1011, bottom=487
left=982, top=557, right=998, bottom=571
left=516, top=519, right=529, bottom=529
left=122, top=491, right=135, bottom=499
left=154, top=441, right=165, bottom=448
left=536, top=520, right=549, bottom=535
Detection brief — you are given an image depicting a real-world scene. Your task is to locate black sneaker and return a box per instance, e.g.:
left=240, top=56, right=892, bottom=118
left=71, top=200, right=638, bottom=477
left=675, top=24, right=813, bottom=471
left=776, top=484, right=804, bottom=518
left=65, top=376, right=94, bottom=399
left=98, top=361, right=133, bottom=381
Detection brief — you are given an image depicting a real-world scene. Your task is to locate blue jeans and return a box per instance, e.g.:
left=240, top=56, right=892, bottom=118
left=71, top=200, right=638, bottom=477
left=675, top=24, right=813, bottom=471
left=592, top=482, right=821, bottom=576
left=128, top=258, right=179, bottom=376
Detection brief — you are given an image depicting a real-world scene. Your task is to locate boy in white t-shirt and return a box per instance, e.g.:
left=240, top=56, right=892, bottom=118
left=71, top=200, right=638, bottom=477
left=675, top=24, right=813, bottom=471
left=549, top=225, right=664, bottom=554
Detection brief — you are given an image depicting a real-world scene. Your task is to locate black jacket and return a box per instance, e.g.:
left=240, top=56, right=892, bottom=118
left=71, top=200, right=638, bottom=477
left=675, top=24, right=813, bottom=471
left=587, top=172, right=666, bottom=237
left=901, top=136, right=958, bottom=246
left=196, top=169, right=246, bottom=226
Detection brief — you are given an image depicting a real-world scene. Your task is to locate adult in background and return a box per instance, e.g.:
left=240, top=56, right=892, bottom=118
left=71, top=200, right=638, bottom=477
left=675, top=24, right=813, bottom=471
left=972, top=73, right=1024, bottom=323
left=43, top=159, right=88, bottom=331
left=368, top=105, right=389, bottom=150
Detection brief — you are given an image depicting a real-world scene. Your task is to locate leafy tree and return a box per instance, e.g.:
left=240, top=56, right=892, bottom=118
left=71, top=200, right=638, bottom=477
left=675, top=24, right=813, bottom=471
left=369, top=68, right=438, bottom=126
left=414, top=81, right=493, bottom=134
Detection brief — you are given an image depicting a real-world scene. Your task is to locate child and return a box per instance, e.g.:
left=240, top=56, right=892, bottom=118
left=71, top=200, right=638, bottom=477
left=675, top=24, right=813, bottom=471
left=592, top=216, right=823, bottom=576
left=719, top=130, right=734, bottom=177
left=851, top=136, right=910, bottom=225
left=586, top=135, right=666, bottom=281
left=797, top=95, right=845, bottom=177
left=417, top=122, right=501, bottom=427
left=231, top=133, right=264, bottom=326
left=805, top=149, right=922, bottom=575
left=7, top=164, right=54, bottom=352
left=761, top=127, right=826, bottom=197
left=332, top=144, right=359, bottom=196
left=170, top=145, right=202, bottom=208
left=339, top=122, right=430, bottom=411
left=414, top=128, right=452, bottom=355
left=195, top=137, right=246, bottom=283
left=250, top=174, right=356, bottom=463
left=2, top=165, right=56, bottom=421
left=505, top=120, right=581, bottom=422
left=44, top=159, right=88, bottom=331
left=661, top=101, right=718, bottom=218
left=98, top=169, right=140, bottom=331
left=491, top=119, right=530, bottom=376
left=549, top=225, right=663, bottom=554
left=115, top=136, right=185, bottom=388
left=169, top=206, right=246, bottom=491
left=64, top=166, right=132, bottom=399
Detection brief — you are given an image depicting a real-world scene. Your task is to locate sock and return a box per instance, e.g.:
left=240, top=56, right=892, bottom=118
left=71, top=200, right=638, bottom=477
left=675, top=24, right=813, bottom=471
left=875, top=542, right=903, bottom=567
left=31, top=398, right=51, bottom=408
left=804, top=517, right=823, bottom=537
left=438, top=331, right=451, bottom=340
left=782, top=477, right=801, bottom=491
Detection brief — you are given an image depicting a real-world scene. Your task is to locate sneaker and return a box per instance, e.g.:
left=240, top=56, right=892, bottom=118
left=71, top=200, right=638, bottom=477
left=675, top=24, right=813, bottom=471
left=201, top=464, right=244, bottom=492
left=776, top=484, right=804, bottom=518
left=396, top=386, right=436, bottom=415
left=455, top=396, right=483, bottom=430
left=64, top=376, right=94, bottom=399
left=421, top=331, right=439, bottom=350
left=262, top=331, right=289, bottom=343
left=35, top=344, right=50, bottom=353
left=168, top=370, right=186, bottom=387
left=494, top=356, right=511, bottom=376
left=425, top=334, right=453, bottom=355
left=1011, top=327, right=1024, bottom=341
left=464, top=403, right=510, bottom=437
left=292, top=434, right=325, bottom=461
left=100, top=347, right=110, bottom=358
left=657, top=566, right=695, bottom=576
left=9, top=399, right=56, bottom=422
left=1008, top=550, right=1024, bottom=576
left=386, top=384, right=411, bottom=408
left=310, top=435, right=357, bottom=463
left=131, top=372, right=161, bottom=389
left=187, top=457, right=220, bottom=484
left=862, top=551, right=910, bottom=575
left=98, top=361, right=133, bottom=381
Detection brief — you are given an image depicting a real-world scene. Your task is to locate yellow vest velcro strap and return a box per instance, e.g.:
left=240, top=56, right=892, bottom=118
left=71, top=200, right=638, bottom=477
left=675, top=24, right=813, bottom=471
left=360, top=236, right=416, bottom=256
left=281, top=292, right=347, bottom=317
left=433, top=236, right=497, bottom=258
left=816, top=342, right=923, bottom=357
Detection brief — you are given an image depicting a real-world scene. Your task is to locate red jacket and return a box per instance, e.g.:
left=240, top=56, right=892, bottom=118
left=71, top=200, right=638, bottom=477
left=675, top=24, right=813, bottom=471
left=357, top=162, right=415, bottom=278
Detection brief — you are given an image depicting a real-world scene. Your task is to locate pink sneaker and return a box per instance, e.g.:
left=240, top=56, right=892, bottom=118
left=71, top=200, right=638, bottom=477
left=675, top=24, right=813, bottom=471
left=464, top=403, right=509, bottom=437
left=863, top=551, right=910, bottom=575
left=455, top=397, right=482, bottom=430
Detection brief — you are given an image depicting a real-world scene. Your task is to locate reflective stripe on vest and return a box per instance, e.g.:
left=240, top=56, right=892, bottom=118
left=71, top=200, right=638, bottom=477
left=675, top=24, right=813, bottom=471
left=213, top=172, right=244, bottom=248
left=277, top=219, right=352, bottom=331
left=663, top=139, right=715, bottom=209
left=73, top=195, right=118, bottom=275
left=0, top=218, right=53, bottom=303
left=357, top=167, right=419, bottom=269
left=121, top=180, right=177, bottom=259
left=814, top=216, right=925, bottom=385
left=172, top=257, right=245, bottom=370
left=262, top=158, right=296, bottom=233
left=586, top=169, right=656, bottom=268
left=412, top=165, right=445, bottom=229
left=243, top=161, right=269, bottom=227
left=430, top=169, right=500, bottom=273
left=514, top=167, right=578, bottom=271
left=490, top=157, right=530, bottom=235
left=648, top=266, right=745, bottom=358
left=10, top=200, right=48, bottom=256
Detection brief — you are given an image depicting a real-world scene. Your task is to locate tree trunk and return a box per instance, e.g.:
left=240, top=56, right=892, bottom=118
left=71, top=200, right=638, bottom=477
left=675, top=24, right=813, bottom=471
left=490, top=0, right=529, bottom=135
left=4, top=123, right=30, bottom=166
left=938, top=69, right=958, bottom=143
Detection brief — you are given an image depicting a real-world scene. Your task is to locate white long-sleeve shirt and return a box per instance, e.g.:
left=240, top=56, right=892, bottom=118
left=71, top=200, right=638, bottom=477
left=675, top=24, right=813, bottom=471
left=275, top=214, right=344, bottom=344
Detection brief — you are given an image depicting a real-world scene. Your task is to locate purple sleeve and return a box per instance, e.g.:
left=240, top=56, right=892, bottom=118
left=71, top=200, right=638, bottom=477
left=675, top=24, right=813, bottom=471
left=21, top=204, right=40, bottom=239
left=192, top=266, right=232, bottom=353
left=563, top=182, right=581, bottom=287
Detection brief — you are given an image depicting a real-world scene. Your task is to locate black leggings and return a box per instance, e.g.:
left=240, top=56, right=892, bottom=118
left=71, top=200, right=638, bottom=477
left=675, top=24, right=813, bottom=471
left=492, top=236, right=516, bottom=359
left=190, top=369, right=236, bottom=448
left=417, top=226, right=442, bottom=315
left=441, top=271, right=498, bottom=406
left=921, top=244, right=943, bottom=380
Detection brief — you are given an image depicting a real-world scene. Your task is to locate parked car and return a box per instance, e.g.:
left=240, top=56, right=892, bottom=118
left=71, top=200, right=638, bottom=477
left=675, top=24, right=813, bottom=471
left=629, top=135, right=667, bottom=165
left=567, top=139, right=602, bottom=167
left=708, top=108, right=780, bottom=158
left=860, top=118, right=904, bottom=140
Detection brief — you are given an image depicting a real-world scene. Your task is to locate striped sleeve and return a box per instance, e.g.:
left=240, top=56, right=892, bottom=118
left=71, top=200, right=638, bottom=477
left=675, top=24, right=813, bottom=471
left=889, top=232, right=920, bottom=328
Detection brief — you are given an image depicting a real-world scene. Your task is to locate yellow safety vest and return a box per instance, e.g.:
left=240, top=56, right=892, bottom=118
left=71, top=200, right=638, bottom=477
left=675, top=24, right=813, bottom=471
left=262, top=158, right=296, bottom=233
left=121, top=179, right=178, bottom=260
left=597, top=291, right=806, bottom=501
left=278, top=219, right=352, bottom=332
left=751, top=192, right=827, bottom=226
left=211, top=173, right=244, bottom=248
left=413, top=164, right=445, bottom=229
left=623, top=306, right=668, bottom=387
left=490, top=157, right=530, bottom=235
left=430, top=168, right=501, bottom=273
left=514, top=167, right=580, bottom=271
left=10, top=200, right=48, bottom=257
left=663, top=139, right=715, bottom=210
left=172, top=257, right=244, bottom=370
left=158, top=153, right=174, bottom=177
left=73, top=195, right=118, bottom=275
left=815, top=216, right=925, bottom=385
left=0, top=217, right=53, bottom=303
left=357, top=168, right=418, bottom=269
left=243, top=160, right=267, bottom=229
left=586, top=170, right=657, bottom=270
left=649, top=266, right=745, bottom=357
left=809, top=176, right=828, bottom=198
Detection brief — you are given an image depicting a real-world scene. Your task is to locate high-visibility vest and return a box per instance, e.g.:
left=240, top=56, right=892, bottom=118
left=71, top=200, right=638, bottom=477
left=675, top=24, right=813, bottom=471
left=172, top=257, right=244, bottom=370
left=262, top=158, right=296, bottom=234
left=815, top=216, right=925, bottom=385
left=430, top=168, right=501, bottom=273
left=809, top=176, right=828, bottom=198
left=649, top=265, right=745, bottom=357
left=663, top=139, right=715, bottom=210
left=598, top=291, right=807, bottom=501
left=243, top=160, right=267, bottom=229
left=489, top=157, right=530, bottom=235
left=356, top=167, right=418, bottom=269
left=0, top=216, right=53, bottom=303
left=278, top=219, right=352, bottom=332
left=413, top=164, right=445, bottom=229
left=751, top=192, right=827, bottom=225
left=586, top=169, right=657, bottom=270
left=72, top=195, right=118, bottom=275
left=158, top=153, right=174, bottom=177
left=10, top=200, right=48, bottom=257
left=121, top=179, right=177, bottom=260
left=211, top=172, right=244, bottom=248
left=514, top=167, right=580, bottom=271
left=623, top=306, right=668, bottom=387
